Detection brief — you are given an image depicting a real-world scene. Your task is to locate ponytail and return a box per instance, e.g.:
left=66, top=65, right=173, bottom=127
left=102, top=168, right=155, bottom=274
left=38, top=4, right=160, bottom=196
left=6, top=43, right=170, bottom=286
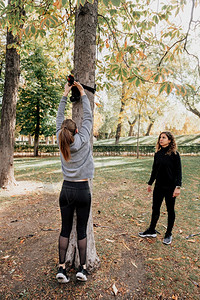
left=59, top=119, right=77, bottom=161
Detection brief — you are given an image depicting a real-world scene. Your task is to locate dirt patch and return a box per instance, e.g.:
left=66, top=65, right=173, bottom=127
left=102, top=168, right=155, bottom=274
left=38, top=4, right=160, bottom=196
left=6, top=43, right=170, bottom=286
left=0, top=185, right=147, bottom=299
left=0, top=180, right=61, bottom=199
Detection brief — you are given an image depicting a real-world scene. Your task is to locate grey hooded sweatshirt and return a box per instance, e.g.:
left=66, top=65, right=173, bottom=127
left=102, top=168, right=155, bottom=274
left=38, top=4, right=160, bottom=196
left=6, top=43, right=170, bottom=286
left=56, top=94, right=94, bottom=181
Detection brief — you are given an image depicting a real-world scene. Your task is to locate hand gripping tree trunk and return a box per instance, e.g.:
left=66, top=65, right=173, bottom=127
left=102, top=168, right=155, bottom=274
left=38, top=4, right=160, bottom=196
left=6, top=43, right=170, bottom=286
left=65, top=0, right=100, bottom=272
left=0, top=29, right=20, bottom=188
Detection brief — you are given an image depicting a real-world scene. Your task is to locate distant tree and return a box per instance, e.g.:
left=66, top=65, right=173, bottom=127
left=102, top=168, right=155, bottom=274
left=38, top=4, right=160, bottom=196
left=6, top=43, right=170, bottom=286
left=17, top=46, right=62, bottom=156
left=128, top=117, right=137, bottom=136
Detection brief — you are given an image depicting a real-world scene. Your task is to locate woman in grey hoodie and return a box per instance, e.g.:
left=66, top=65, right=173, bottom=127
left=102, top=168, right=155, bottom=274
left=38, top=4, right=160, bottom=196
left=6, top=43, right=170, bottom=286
left=56, top=81, right=94, bottom=283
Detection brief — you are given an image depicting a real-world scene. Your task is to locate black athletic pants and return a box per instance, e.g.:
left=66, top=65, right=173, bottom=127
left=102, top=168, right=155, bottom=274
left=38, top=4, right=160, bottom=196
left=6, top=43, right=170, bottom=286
left=149, top=186, right=176, bottom=235
left=58, top=180, right=91, bottom=265
left=59, top=180, right=91, bottom=239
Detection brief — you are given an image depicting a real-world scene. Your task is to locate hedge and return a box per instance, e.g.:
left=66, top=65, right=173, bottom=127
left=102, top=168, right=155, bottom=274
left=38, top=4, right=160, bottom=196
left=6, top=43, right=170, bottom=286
left=14, top=144, right=200, bottom=155
left=93, top=145, right=200, bottom=154
left=14, top=144, right=59, bottom=153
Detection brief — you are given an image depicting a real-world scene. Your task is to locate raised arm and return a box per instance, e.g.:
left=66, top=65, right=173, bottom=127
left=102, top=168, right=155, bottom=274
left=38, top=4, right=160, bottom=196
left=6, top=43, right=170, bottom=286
left=73, top=82, right=93, bottom=140
left=56, top=84, right=72, bottom=133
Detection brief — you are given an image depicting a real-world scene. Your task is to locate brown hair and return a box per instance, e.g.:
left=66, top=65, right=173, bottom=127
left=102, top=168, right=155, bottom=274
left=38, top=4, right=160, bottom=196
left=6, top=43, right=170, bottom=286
left=59, top=119, right=77, bottom=161
left=156, top=131, right=177, bottom=155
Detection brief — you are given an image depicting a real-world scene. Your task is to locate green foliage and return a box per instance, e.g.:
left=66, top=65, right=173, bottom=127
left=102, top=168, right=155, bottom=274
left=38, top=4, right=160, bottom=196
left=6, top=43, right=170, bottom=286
left=14, top=143, right=59, bottom=153
left=16, top=45, right=63, bottom=137
left=14, top=143, right=200, bottom=155
left=93, top=145, right=200, bottom=154
left=94, top=144, right=155, bottom=154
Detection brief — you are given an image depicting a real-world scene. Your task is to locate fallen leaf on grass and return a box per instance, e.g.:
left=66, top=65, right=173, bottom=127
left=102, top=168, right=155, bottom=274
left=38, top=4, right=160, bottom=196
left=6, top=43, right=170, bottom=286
left=105, top=239, right=115, bottom=243
left=148, top=257, right=163, bottom=261
left=146, top=238, right=155, bottom=244
left=2, top=255, right=10, bottom=259
left=172, top=295, right=178, bottom=300
left=131, top=260, right=138, bottom=268
left=131, top=235, right=137, bottom=238
left=112, top=283, right=118, bottom=296
left=187, top=239, right=196, bottom=243
left=135, top=222, right=142, bottom=226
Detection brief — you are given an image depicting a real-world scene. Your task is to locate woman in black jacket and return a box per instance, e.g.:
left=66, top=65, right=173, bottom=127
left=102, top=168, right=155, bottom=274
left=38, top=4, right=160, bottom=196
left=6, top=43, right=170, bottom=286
left=139, top=131, right=182, bottom=245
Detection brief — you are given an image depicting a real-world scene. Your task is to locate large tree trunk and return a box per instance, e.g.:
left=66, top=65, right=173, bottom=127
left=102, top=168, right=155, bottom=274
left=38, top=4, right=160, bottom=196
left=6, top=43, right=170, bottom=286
left=65, top=0, right=100, bottom=272
left=115, top=84, right=126, bottom=144
left=0, top=29, right=20, bottom=188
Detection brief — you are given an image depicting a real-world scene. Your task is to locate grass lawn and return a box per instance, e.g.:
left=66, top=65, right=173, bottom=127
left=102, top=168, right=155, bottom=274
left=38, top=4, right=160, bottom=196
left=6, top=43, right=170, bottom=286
left=0, top=155, right=199, bottom=299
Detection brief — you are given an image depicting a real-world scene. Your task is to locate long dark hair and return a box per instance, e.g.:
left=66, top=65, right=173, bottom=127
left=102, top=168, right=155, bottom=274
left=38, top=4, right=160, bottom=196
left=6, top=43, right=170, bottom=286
left=156, top=131, right=177, bottom=155
left=59, top=119, right=77, bottom=161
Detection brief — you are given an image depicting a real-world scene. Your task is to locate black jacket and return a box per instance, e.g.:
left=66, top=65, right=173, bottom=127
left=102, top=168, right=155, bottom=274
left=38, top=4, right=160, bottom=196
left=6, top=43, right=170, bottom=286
left=148, top=146, right=182, bottom=188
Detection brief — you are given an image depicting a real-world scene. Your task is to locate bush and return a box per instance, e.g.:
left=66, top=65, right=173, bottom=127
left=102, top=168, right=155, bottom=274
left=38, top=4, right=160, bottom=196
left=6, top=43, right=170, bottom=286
left=93, top=144, right=200, bottom=154
left=14, top=144, right=59, bottom=153
left=14, top=144, right=200, bottom=155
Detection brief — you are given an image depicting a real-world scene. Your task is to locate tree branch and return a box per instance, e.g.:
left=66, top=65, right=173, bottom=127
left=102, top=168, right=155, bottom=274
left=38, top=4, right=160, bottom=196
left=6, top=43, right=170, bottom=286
left=157, top=36, right=186, bottom=67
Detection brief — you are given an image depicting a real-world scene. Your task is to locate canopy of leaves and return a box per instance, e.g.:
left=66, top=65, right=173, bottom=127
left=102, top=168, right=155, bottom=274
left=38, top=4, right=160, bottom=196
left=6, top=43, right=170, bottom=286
left=16, top=45, right=63, bottom=137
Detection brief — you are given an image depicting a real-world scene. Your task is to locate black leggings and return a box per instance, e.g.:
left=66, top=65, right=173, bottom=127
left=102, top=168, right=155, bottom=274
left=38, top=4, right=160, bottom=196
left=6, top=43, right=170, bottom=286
left=149, top=186, right=176, bottom=235
left=58, top=180, right=91, bottom=265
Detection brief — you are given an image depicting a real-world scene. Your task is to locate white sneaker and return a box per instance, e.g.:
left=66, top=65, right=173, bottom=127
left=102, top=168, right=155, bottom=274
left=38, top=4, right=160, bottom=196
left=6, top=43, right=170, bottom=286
left=163, top=234, right=172, bottom=245
left=56, top=267, right=70, bottom=283
left=76, top=266, right=88, bottom=281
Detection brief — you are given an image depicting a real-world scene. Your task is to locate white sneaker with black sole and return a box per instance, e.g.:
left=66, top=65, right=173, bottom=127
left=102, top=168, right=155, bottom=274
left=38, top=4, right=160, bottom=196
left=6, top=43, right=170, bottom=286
left=163, top=234, right=172, bottom=245
left=138, top=228, right=157, bottom=238
left=76, top=265, right=88, bottom=282
left=56, top=266, right=70, bottom=283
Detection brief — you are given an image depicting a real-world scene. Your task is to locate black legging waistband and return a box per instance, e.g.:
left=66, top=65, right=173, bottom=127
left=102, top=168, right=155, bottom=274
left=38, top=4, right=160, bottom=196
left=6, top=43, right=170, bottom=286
left=63, top=180, right=89, bottom=189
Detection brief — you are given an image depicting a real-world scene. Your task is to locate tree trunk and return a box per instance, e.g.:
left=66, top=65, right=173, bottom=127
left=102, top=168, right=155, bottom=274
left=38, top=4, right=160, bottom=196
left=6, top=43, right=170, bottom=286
left=34, top=103, right=40, bottom=156
left=0, top=28, right=20, bottom=188
left=136, top=114, right=141, bottom=159
left=115, top=84, right=126, bottom=144
left=28, top=135, right=33, bottom=145
left=145, top=122, right=154, bottom=136
left=65, top=0, right=100, bottom=272
left=128, top=116, right=137, bottom=136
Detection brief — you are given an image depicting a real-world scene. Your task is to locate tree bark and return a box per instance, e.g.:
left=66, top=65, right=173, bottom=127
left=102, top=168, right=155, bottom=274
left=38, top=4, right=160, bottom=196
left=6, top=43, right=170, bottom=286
left=65, top=0, right=100, bottom=272
left=183, top=95, right=200, bottom=118
left=136, top=114, right=141, bottom=159
left=115, top=84, right=126, bottom=144
left=34, top=103, right=40, bottom=156
left=145, top=121, right=154, bottom=136
left=128, top=116, right=137, bottom=136
left=0, top=29, right=20, bottom=188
